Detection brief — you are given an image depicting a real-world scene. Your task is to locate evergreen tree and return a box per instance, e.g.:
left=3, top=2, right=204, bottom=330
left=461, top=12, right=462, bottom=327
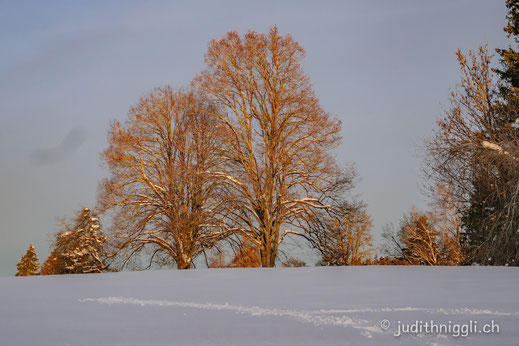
left=496, top=0, right=519, bottom=96
left=15, top=245, right=40, bottom=276
left=46, top=208, right=107, bottom=274
left=39, top=249, right=62, bottom=275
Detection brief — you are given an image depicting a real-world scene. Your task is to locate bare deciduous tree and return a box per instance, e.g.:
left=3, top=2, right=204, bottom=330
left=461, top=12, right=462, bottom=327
left=400, top=209, right=441, bottom=266
left=281, top=257, right=306, bottom=267
left=425, top=47, right=500, bottom=206
left=432, top=183, right=463, bottom=265
left=205, top=237, right=261, bottom=268
left=193, top=27, right=343, bottom=267
left=309, top=202, right=373, bottom=266
left=98, top=87, right=227, bottom=269
left=382, top=208, right=461, bottom=266
left=424, top=46, right=519, bottom=265
left=228, top=238, right=261, bottom=268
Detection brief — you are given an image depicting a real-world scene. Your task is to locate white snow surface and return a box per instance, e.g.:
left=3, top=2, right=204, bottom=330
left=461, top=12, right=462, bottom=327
left=1, top=266, right=518, bottom=345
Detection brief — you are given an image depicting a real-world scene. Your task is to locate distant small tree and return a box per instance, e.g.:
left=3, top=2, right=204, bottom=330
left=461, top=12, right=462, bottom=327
left=40, top=249, right=61, bottom=275
left=281, top=257, right=306, bottom=267
left=399, top=210, right=441, bottom=265
left=44, top=208, right=107, bottom=274
left=15, top=245, right=40, bottom=276
left=309, top=202, right=373, bottom=266
left=375, top=256, right=410, bottom=265
left=382, top=208, right=461, bottom=266
left=229, top=238, right=261, bottom=268
left=207, top=250, right=228, bottom=269
left=205, top=238, right=262, bottom=268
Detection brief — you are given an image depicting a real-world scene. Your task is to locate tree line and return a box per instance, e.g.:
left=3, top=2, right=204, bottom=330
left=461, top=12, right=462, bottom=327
left=15, top=1, right=519, bottom=275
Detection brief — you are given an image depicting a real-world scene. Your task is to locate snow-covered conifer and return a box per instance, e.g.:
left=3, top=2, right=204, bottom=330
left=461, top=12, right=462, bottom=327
left=46, top=208, right=107, bottom=274
left=15, top=244, right=40, bottom=276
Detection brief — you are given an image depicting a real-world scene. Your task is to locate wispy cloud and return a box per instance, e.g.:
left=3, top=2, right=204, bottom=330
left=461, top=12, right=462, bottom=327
left=29, top=127, right=87, bottom=165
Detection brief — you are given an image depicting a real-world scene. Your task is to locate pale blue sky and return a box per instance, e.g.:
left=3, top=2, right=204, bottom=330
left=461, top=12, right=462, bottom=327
left=0, top=1, right=509, bottom=276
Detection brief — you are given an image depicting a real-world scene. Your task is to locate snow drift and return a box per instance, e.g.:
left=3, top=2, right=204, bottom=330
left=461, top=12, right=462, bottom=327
left=1, top=266, right=518, bottom=345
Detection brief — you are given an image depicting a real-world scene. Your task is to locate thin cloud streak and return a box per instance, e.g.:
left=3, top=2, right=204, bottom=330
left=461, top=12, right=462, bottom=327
left=29, top=127, right=87, bottom=165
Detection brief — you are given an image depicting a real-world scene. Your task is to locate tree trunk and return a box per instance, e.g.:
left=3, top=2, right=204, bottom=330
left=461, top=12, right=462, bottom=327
left=260, top=243, right=277, bottom=267
left=176, top=256, right=192, bottom=270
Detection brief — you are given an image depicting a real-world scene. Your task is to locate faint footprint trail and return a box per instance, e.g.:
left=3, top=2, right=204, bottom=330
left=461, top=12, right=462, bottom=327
left=79, top=297, right=380, bottom=337
left=315, top=307, right=519, bottom=317
left=79, top=297, right=519, bottom=338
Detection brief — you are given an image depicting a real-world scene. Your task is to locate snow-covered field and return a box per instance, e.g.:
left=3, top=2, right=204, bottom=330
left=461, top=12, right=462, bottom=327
left=1, top=266, right=518, bottom=345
